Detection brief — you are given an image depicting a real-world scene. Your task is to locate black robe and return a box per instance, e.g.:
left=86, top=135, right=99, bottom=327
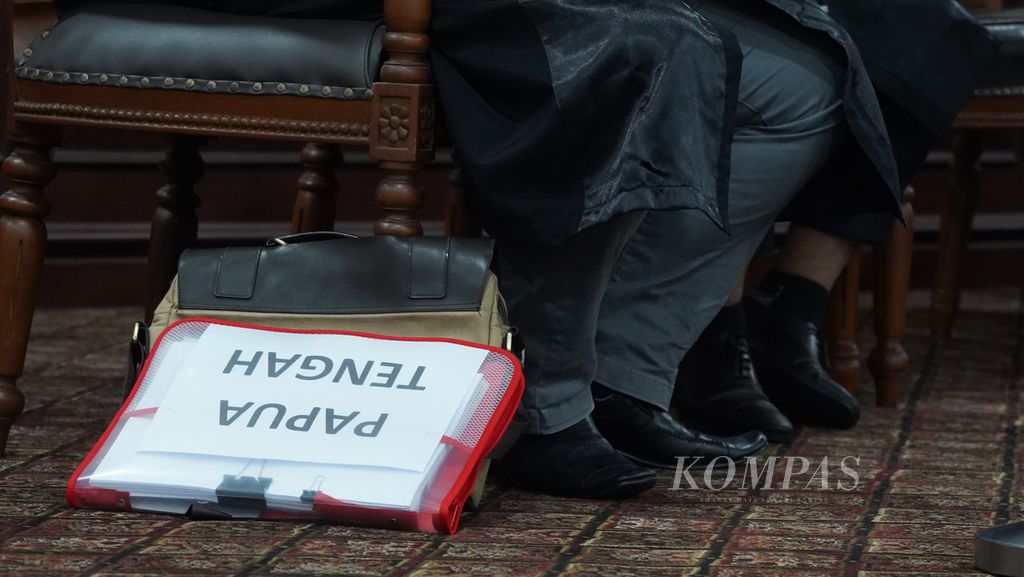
left=432, top=0, right=997, bottom=244
left=431, top=0, right=741, bottom=244
left=56, top=0, right=999, bottom=244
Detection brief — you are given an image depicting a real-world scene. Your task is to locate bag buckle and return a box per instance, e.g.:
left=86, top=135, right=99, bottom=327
left=123, top=322, right=150, bottom=401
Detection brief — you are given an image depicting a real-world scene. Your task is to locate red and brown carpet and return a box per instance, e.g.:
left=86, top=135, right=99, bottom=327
left=1, top=288, right=1020, bottom=576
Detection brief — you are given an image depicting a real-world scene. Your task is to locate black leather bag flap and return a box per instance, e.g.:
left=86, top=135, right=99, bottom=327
left=176, top=236, right=495, bottom=314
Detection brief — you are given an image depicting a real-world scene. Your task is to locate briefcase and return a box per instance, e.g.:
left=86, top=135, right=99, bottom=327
left=147, top=232, right=511, bottom=348
left=102, top=232, right=523, bottom=526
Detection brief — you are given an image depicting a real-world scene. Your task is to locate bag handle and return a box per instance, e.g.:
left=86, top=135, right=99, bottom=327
left=267, top=231, right=358, bottom=246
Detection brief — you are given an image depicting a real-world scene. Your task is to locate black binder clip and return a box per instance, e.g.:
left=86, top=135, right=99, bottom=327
left=186, top=502, right=235, bottom=520
left=215, top=474, right=272, bottom=510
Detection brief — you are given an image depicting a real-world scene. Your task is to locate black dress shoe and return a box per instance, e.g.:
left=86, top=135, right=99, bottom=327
left=746, top=296, right=860, bottom=429
left=675, top=332, right=795, bottom=443
left=591, top=386, right=767, bottom=469
left=497, top=417, right=657, bottom=499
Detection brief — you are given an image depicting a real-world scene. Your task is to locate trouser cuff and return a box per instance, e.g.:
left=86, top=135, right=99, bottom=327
left=595, top=359, right=675, bottom=411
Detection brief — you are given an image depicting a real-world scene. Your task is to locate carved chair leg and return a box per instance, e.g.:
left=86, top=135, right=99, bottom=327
left=146, top=135, right=207, bottom=320
left=444, top=167, right=481, bottom=237
left=0, top=122, right=61, bottom=456
left=869, top=189, right=915, bottom=408
left=292, top=143, right=340, bottom=234
left=931, top=132, right=982, bottom=341
left=827, top=247, right=862, bottom=394
left=374, top=160, right=424, bottom=236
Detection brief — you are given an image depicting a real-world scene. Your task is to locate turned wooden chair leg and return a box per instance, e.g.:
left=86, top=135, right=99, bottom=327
left=444, top=167, right=481, bottom=237
left=869, top=189, right=915, bottom=408
left=0, top=122, right=61, bottom=456
left=373, top=160, right=425, bottom=236
left=146, top=135, right=207, bottom=320
left=292, top=143, right=340, bottom=234
left=827, top=247, right=862, bottom=394
left=370, top=7, right=433, bottom=237
left=931, top=132, right=982, bottom=341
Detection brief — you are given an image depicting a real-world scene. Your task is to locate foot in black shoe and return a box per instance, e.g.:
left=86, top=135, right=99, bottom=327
left=746, top=283, right=860, bottom=429
left=497, top=417, right=657, bottom=499
left=591, top=384, right=767, bottom=469
left=676, top=337, right=795, bottom=443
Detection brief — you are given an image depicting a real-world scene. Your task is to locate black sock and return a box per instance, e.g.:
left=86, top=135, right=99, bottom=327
left=592, top=382, right=660, bottom=412
left=750, top=270, right=829, bottom=329
left=592, top=382, right=616, bottom=401
left=704, top=303, right=747, bottom=338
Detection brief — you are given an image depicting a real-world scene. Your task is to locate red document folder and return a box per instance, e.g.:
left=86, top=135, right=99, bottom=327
left=68, top=319, right=524, bottom=533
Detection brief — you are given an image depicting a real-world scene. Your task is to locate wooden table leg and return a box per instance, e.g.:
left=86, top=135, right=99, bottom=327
left=0, top=122, right=61, bottom=456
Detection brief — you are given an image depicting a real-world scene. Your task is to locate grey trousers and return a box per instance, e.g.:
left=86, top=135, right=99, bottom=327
left=497, top=1, right=846, bottom=434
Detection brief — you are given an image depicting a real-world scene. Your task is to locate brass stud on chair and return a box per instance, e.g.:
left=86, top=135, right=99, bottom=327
left=276, top=83, right=287, bottom=93
left=229, top=81, right=240, bottom=92
left=321, top=86, right=332, bottom=96
left=253, top=82, right=263, bottom=93
left=185, top=79, right=196, bottom=89
left=22, top=48, right=32, bottom=57
left=99, top=74, right=109, bottom=84
left=299, top=85, right=310, bottom=95
left=78, top=73, right=89, bottom=83
left=60, top=72, right=70, bottom=83
left=45, top=71, right=54, bottom=81
left=206, top=81, right=217, bottom=91
left=343, top=88, right=354, bottom=98
left=163, top=77, right=174, bottom=87
left=139, top=77, right=150, bottom=87
left=118, top=75, right=128, bottom=86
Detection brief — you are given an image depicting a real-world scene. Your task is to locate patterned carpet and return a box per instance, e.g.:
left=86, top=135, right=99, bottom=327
left=1, top=287, right=1021, bottom=577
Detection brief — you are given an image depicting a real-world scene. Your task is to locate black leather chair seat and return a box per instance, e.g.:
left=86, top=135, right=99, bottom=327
left=14, top=3, right=383, bottom=100
left=976, top=8, right=1024, bottom=97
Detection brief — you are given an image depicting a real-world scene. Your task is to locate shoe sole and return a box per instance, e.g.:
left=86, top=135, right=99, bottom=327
left=498, top=465, right=657, bottom=500
left=677, top=415, right=796, bottom=444
left=619, top=446, right=768, bottom=471
left=585, top=471, right=658, bottom=500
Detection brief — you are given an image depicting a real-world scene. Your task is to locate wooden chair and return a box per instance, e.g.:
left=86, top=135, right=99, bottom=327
left=0, top=0, right=437, bottom=456
left=825, top=189, right=916, bottom=407
left=930, top=8, right=1024, bottom=341
left=824, top=8, right=1024, bottom=402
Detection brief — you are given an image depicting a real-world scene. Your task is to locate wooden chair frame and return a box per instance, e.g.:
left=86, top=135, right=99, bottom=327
left=931, top=97, right=1024, bottom=341
left=0, top=0, right=437, bottom=455
left=0, top=0, right=918, bottom=457
left=826, top=190, right=916, bottom=408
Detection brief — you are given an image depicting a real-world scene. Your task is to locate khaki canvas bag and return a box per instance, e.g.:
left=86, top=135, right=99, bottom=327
left=132, top=232, right=518, bottom=509
left=148, top=232, right=510, bottom=349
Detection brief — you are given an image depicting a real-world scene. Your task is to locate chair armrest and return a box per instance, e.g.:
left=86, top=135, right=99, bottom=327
left=380, top=0, right=431, bottom=84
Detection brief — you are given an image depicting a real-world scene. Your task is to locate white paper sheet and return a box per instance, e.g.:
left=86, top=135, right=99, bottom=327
left=129, top=338, right=199, bottom=409
left=137, top=324, right=488, bottom=472
left=86, top=379, right=484, bottom=510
